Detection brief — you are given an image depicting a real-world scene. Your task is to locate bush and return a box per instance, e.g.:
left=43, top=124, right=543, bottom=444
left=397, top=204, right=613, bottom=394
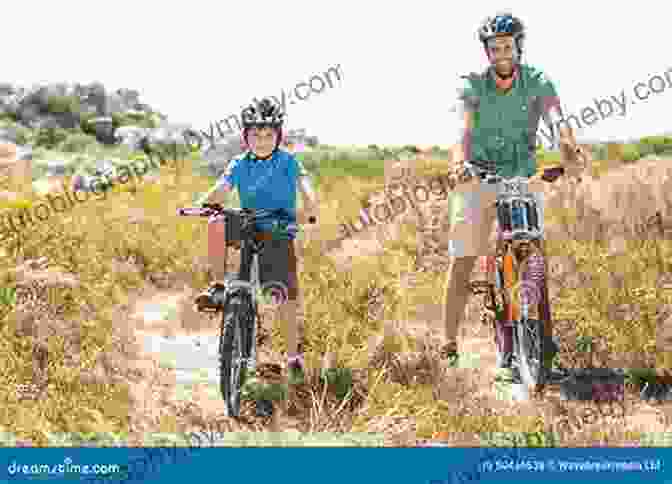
left=620, top=143, right=641, bottom=163
left=79, top=113, right=98, bottom=137
left=0, top=112, right=18, bottom=123
left=60, top=132, right=97, bottom=153
left=34, top=127, right=69, bottom=150
left=111, top=112, right=157, bottom=130
left=639, top=136, right=672, bottom=155
left=13, top=126, right=32, bottom=145
left=46, top=95, right=81, bottom=115
left=592, top=144, right=609, bottom=160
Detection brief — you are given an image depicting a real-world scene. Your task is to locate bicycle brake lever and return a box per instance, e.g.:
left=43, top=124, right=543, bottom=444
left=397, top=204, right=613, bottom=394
left=541, top=166, right=565, bottom=182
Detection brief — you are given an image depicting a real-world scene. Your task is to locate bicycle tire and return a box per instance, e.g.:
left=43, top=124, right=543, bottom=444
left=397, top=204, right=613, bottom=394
left=219, top=294, right=255, bottom=417
left=516, top=317, right=545, bottom=387
left=516, top=250, right=548, bottom=388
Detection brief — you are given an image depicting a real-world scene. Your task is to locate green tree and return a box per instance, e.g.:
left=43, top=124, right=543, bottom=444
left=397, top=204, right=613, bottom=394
left=35, top=126, right=68, bottom=149
left=621, top=143, right=641, bottom=163
left=46, top=95, right=81, bottom=115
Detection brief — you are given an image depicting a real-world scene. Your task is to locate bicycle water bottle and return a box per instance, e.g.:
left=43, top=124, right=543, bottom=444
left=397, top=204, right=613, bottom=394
left=525, top=199, right=539, bottom=231
left=520, top=199, right=529, bottom=230
left=497, top=201, right=512, bottom=232
left=511, top=200, right=524, bottom=230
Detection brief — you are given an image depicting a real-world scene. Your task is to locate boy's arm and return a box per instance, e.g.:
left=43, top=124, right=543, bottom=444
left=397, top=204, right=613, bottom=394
left=196, top=158, right=239, bottom=206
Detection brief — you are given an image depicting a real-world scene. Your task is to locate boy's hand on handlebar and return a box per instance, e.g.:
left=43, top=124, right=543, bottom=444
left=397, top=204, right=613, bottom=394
left=297, top=211, right=317, bottom=225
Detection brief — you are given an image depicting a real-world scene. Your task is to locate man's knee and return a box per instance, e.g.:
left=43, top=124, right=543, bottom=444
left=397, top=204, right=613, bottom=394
left=451, top=255, right=478, bottom=275
left=443, top=256, right=478, bottom=295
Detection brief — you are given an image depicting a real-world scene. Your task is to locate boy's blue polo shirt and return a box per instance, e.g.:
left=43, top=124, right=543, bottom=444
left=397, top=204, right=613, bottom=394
left=215, top=149, right=307, bottom=239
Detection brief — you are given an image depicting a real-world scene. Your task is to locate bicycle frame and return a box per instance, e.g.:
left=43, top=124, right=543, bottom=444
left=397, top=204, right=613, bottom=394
left=464, top=162, right=553, bottom=385
left=224, top=235, right=264, bottom=374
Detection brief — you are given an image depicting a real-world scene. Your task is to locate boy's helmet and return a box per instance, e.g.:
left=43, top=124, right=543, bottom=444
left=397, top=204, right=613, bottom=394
left=478, top=12, right=525, bottom=58
left=241, top=98, right=285, bottom=130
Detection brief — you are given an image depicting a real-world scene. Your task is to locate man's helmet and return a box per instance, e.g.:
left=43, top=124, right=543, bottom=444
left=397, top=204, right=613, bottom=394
left=478, top=12, right=525, bottom=58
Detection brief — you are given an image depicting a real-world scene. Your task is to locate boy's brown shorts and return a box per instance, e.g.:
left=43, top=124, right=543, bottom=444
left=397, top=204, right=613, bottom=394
left=238, top=231, right=299, bottom=301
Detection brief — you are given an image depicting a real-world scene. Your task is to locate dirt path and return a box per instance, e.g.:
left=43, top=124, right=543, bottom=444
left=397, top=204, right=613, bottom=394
left=122, top=166, right=672, bottom=446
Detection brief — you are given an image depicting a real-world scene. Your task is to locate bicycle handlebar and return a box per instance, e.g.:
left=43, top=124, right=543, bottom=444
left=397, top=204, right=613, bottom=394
left=461, top=161, right=567, bottom=184
left=177, top=204, right=317, bottom=225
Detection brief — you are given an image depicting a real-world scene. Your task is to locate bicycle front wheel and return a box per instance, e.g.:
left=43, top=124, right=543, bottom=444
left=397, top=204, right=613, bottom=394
left=219, top=294, right=255, bottom=417
left=516, top=317, right=545, bottom=387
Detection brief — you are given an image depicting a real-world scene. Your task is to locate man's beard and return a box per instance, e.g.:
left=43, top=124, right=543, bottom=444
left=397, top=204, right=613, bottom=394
left=494, top=62, right=514, bottom=79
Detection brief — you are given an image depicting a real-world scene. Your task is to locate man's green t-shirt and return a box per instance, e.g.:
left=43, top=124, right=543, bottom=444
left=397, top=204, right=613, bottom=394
left=457, top=64, right=560, bottom=178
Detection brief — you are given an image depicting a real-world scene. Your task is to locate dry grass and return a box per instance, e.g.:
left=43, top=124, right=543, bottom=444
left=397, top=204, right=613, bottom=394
left=2, top=147, right=672, bottom=447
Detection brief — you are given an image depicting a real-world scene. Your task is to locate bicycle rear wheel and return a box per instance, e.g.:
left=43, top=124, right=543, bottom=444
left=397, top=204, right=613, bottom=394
left=219, top=294, right=255, bottom=417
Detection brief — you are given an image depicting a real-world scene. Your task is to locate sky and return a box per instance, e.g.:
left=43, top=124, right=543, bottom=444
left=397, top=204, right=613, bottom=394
left=5, top=1, right=671, bottom=147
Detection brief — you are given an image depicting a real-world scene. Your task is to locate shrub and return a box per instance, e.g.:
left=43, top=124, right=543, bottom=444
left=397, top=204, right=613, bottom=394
left=79, top=113, right=98, bottom=137
left=13, top=126, right=32, bottom=145
left=621, top=143, right=641, bottom=163
left=46, top=95, right=81, bottom=115
left=592, top=144, right=609, bottom=160
left=111, top=112, right=157, bottom=130
left=0, top=112, right=18, bottom=123
left=60, top=132, right=97, bottom=153
left=34, top=127, right=68, bottom=150
left=639, top=136, right=672, bottom=155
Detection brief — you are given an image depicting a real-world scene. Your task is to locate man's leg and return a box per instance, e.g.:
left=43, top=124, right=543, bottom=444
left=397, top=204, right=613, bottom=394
left=441, top=180, right=496, bottom=363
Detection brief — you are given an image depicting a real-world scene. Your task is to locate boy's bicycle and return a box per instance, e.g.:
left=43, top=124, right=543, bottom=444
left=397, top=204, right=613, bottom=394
left=461, top=162, right=567, bottom=390
left=177, top=204, right=315, bottom=417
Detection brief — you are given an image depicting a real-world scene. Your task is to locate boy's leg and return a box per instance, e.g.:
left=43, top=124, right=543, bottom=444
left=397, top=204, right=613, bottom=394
left=258, top=236, right=303, bottom=381
left=207, top=217, right=228, bottom=281
left=195, top=217, right=229, bottom=309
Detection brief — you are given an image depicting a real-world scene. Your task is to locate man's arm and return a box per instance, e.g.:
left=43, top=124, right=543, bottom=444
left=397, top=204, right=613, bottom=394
left=450, top=87, right=476, bottom=186
left=296, top=158, right=318, bottom=223
left=543, top=101, right=587, bottom=179
left=536, top=68, right=588, bottom=180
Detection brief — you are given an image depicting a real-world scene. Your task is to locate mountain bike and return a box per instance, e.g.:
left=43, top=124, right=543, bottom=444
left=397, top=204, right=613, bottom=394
left=177, top=204, right=316, bottom=417
left=464, top=162, right=567, bottom=390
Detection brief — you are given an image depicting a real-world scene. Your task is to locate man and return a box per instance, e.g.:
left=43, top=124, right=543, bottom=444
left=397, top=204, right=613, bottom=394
left=440, top=12, right=587, bottom=380
left=195, top=98, right=319, bottom=384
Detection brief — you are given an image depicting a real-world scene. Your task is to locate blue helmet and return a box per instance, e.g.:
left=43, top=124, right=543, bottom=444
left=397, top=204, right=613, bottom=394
left=478, top=12, right=525, bottom=55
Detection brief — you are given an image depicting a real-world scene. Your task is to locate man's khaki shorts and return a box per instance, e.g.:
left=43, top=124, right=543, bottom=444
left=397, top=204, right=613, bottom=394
left=445, top=177, right=545, bottom=257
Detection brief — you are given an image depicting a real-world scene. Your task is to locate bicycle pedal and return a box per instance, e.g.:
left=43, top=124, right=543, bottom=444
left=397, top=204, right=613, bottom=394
left=469, top=281, right=491, bottom=294
left=194, top=297, right=221, bottom=313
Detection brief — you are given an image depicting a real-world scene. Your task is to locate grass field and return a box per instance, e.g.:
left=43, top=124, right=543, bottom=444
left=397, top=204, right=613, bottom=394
left=1, top=141, right=671, bottom=446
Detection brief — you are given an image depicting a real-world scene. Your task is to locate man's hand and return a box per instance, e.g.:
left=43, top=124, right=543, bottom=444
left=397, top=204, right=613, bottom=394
left=558, top=128, right=588, bottom=179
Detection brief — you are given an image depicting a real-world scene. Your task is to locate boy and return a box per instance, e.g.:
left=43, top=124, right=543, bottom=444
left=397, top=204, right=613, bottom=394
left=195, top=97, right=319, bottom=384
